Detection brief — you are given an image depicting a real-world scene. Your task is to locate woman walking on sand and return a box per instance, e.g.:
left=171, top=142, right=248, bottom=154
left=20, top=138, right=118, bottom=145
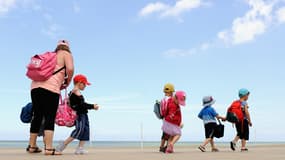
left=27, top=40, right=74, bottom=155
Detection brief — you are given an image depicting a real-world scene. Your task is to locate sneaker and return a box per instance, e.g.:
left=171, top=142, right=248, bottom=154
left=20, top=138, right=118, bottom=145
left=75, top=147, right=88, bottom=155
left=55, top=141, right=66, bottom=152
left=165, top=144, right=174, bottom=154
left=230, top=141, right=236, bottom=151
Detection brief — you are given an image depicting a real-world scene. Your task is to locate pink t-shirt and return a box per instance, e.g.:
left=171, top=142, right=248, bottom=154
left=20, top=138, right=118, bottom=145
left=31, top=64, right=65, bottom=94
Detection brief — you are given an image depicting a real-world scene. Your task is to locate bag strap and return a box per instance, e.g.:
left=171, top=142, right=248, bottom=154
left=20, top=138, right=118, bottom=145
left=59, top=89, right=68, bottom=105
left=53, top=66, right=66, bottom=75
left=217, top=118, right=222, bottom=125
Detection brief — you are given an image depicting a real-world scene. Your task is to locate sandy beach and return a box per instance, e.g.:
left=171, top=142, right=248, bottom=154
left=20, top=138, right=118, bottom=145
left=0, top=144, right=284, bottom=160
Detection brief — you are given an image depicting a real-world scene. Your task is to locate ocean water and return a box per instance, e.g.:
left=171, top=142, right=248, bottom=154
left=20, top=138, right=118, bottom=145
left=0, top=141, right=284, bottom=148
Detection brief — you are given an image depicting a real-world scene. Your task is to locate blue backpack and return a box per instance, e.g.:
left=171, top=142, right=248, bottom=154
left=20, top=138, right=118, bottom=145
left=20, top=103, right=33, bottom=123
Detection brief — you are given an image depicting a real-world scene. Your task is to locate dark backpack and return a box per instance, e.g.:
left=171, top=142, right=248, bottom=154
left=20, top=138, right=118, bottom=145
left=153, top=101, right=163, bottom=119
left=226, top=100, right=244, bottom=123
left=153, top=98, right=170, bottom=120
left=20, top=103, right=33, bottom=123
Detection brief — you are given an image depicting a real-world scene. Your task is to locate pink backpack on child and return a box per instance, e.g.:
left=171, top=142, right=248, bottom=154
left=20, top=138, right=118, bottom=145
left=55, top=89, right=77, bottom=127
left=26, top=51, right=65, bottom=81
left=160, top=97, right=170, bottom=118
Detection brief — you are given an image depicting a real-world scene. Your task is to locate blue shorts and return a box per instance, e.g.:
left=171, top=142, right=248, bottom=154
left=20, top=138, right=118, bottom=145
left=71, top=114, right=90, bottom=141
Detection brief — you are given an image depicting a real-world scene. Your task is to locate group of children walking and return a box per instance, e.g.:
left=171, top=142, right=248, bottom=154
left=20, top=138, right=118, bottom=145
left=158, top=83, right=252, bottom=154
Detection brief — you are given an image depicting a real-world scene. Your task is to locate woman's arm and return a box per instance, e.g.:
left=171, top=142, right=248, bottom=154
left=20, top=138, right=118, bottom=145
left=64, top=52, right=74, bottom=87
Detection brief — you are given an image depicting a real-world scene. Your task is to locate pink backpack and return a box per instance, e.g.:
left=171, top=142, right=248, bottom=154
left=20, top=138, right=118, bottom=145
left=55, top=89, right=77, bottom=127
left=26, top=51, right=65, bottom=81
left=160, top=97, right=170, bottom=118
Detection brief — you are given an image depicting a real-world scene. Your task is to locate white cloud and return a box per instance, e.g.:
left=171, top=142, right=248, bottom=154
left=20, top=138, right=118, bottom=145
left=161, top=0, right=202, bottom=17
left=276, top=7, right=285, bottom=23
left=73, top=1, right=80, bottom=13
left=41, top=13, right=63, bottom=39
left=139, top=0, right=203, bottom=20
left=162, top=1, right=285, bottom=57
left=0, top=0, right=17, bottom=15
left=163, top=48, right=196, bottom=57
left=41, top=23, right=62, bottom=39
left=218, top=0, right=274, bottom=45
left=139, top=2, right=169, bottom=17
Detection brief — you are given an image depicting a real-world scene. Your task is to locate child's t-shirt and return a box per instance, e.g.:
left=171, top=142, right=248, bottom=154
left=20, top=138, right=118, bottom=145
left=69, top=92, right=94, bottom=115
left=198, top=106, right=218, bottom=124
left=164, top=97, right=182, bottom=126
left=241, top=101, right=249, bottom=120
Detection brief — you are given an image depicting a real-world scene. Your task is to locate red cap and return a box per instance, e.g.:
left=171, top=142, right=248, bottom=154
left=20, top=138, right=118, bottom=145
left=73, top=74, right=91, bottom=85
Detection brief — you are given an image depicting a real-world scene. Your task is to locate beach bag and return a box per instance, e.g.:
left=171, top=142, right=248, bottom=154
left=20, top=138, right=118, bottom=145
left=20, top=102, right=33, bottom=123
left=55, top=89, right=77, bottom=127
left=26, top=51, right=65, bottom=81
left=226, top=100, right=244, bottom=123
left=153, top=98, right=169, bottom=119
left=214, top=119, right=224, bottom=138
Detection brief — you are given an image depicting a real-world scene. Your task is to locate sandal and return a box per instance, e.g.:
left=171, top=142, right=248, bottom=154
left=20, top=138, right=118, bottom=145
left=198, top=145, right=206, bottom=152
left=230, top=141, right=236, bottom=151
left=26, top=145, right=42, bottom=153
left=45, top=148, right=62, bottom=155
left=165, top=144, right=174, bottom=154
left=159, top=146, right=167, bottom=153
left=241, top=148, right=249, bottom=152
left=212, top=148, right=219, bottom=152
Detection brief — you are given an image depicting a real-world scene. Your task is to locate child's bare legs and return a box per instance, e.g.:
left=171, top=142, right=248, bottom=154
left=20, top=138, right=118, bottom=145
left=230, top=136, right=239, bottom=151
left=241, top=139, right=247, bottom=149
left=56, top=137, right=74, bottom=152
left=169, top=135, right=180, bottom=146
left=232, top=135, right=240, bottom=144
left=64, top=137, right=75, bottom=146
left=79, top=141, right=86, bottom=148
left=160, top=139, right=166, bottom=148
left=210, top=139, right=219, bottom=151
left=74, top=141, right=88, bottom=154
left=165, top=135, right=180, bottom=153
left=201, top=138, right=211, bottom=148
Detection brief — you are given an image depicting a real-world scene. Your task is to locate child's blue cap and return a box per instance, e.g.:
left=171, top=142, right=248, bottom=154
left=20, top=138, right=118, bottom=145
left=239, top=88, right=250, bottom=98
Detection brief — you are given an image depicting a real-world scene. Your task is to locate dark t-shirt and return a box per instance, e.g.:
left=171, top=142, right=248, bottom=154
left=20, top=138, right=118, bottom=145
left=69, top=92, right=94, bottom=114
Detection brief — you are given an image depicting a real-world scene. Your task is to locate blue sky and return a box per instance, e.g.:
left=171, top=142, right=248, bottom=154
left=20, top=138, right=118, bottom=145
left=0, top=0, right=285, bottom=142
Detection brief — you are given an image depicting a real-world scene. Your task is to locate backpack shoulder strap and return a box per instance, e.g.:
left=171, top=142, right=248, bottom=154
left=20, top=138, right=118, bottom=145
left=53, top=66, right=66, bottom=75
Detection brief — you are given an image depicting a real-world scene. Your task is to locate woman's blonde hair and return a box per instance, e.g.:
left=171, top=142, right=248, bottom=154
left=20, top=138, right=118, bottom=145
left=54, top=44, right=71, bottom=53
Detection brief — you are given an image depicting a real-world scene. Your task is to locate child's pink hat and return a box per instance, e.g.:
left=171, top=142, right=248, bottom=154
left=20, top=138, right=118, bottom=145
left=175, top=91, right=186, bottom=106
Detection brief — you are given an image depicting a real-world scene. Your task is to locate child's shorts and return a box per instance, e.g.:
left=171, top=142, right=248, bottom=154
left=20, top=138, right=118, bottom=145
left=235, top=119, right=249, bottom=140
left=204, top=122, right=217, bottom=139
left=71, top=114, right=90, bottom=141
